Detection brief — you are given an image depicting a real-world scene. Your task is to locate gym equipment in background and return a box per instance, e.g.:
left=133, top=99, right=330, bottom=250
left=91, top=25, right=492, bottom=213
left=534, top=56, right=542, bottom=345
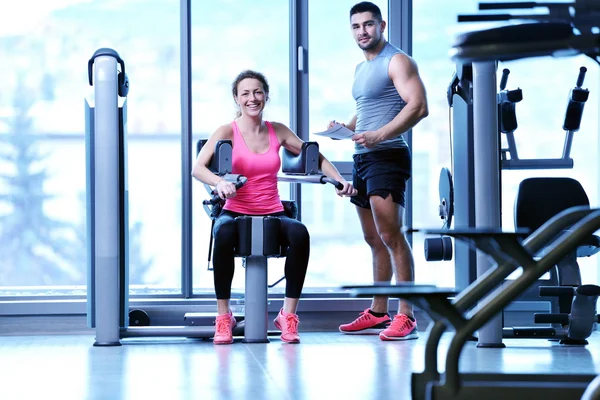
left=341, top=1, right=600, bottom=397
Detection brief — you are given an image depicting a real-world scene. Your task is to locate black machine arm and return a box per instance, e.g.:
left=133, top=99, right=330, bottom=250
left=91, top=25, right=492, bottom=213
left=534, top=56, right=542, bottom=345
left=281, top=142, right=369, bottom=207
left=451, top=1, right=600, bottom=65
left=497, top=66, right=588, bottom=170
left=497, top=68, right=523, bottom=162
left=460, top=1, right=600, bottom=32
left=198, top=139, right=369, bottom=215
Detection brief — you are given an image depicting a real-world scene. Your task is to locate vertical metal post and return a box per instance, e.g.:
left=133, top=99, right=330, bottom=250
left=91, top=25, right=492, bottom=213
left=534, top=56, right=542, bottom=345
left=289, top=0, right=308, bottom=219
left=452, top=90, right=478, bottom=290
left=243, top=216, right=270, bottom=343
left=389, top=0, right=413, bottom=245
left=93, top=56, right=121, bottom=346
left=180, top=0, right=193, bottom=297
left=85, top=100, right=95, bottom=328
left=243, top=258, right=269, bottom=343
left=472, top=61, right=504, bottom=348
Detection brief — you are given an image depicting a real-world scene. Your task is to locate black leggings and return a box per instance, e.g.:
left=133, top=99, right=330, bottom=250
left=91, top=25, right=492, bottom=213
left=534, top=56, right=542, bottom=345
left=212, top=210, right=310, bottom=299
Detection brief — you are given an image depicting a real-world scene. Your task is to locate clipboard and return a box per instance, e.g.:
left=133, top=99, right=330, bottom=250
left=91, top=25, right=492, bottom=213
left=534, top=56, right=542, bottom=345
left=314, top=124, right=355, bottom=140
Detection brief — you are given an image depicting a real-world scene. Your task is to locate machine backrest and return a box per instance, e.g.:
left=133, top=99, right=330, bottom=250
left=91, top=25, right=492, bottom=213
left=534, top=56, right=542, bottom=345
left=196, top=139, right=206, bottom=157
left=515, top=177, right=590, bottom=232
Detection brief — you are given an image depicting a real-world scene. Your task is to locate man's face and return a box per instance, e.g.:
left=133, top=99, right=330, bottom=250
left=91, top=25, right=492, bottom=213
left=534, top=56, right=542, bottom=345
left=351, top=11, right=385, bottom=51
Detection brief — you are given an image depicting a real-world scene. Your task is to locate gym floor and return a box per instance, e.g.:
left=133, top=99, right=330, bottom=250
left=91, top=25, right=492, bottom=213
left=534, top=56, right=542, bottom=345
left=1, top=325, right=599, bottom=400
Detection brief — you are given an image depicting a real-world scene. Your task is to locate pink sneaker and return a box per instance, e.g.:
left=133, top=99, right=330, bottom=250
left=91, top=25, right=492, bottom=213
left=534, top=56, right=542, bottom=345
left=379, top=314, right=418, bottom=341
left=339, top=308, right=391, bottom=335
left=213, top=311, right=237, bottom=345
left=273, top=308, right=300, bottom=343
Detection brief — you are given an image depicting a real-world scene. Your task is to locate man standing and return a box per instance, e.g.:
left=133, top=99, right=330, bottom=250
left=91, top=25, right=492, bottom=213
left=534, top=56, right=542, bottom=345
left=334, top=1, right=429, bottom=340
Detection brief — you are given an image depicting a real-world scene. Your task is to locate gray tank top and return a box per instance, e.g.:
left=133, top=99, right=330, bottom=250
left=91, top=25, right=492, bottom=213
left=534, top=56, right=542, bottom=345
left=352, top=41, right=408, bottom=154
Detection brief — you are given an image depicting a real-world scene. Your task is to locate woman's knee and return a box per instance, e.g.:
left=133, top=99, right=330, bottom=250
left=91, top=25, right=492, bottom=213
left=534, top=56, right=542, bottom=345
left=287, top=222, right=310, bottom=245
left=213, top=218, right=237, bottom=245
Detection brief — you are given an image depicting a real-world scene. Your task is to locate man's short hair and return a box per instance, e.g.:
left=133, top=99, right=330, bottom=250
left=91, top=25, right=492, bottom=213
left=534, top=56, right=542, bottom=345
left=350, top=2, right=383, bottom=22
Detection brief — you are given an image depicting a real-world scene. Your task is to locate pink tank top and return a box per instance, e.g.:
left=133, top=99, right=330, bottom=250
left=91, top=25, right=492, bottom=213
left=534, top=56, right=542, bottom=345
left=223, top=120, right=284, bottom=215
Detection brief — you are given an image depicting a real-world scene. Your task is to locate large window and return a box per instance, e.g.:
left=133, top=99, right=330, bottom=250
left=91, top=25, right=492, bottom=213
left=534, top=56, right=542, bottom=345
left=190, top=0, right=291, bottom=293
left=301, top=0, right=390, bottom=289
left=3, top=0, right=598, bottom=306
left=0, top=1, right=181, bottom=296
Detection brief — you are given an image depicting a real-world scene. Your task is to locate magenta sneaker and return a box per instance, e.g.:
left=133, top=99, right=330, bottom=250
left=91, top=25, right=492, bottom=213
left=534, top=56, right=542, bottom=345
left=379, top=314, right=419, bottom=341
left=273, top=308, right=300, bottom=343
left=213, top=311, right=237, bottom=345
left=339, top=308, right=391, bottom=335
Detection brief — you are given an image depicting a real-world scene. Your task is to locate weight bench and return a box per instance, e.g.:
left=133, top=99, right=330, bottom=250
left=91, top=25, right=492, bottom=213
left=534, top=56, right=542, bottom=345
left=344, top=206, right=600, bottom=399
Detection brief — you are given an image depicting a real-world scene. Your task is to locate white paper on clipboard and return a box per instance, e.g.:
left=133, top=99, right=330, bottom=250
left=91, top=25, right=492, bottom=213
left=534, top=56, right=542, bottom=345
left=313, top=124, right=355, bottom=140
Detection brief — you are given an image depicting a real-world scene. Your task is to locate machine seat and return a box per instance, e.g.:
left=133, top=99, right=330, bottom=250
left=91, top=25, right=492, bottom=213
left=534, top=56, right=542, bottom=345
left=515, top=177, right=600, bottom=258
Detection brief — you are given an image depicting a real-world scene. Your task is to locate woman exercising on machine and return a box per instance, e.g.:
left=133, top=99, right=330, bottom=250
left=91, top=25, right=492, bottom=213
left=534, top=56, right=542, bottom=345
left=192, top=70, right=357, bottom=344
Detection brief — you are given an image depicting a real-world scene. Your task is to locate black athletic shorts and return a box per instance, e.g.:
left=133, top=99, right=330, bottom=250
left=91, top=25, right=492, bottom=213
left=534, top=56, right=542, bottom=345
left=351, top=147, right=411, bottom=209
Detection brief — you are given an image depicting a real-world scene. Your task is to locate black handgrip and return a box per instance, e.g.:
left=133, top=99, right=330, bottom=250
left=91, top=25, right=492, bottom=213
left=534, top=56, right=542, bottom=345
left=204, top=175, right=248, bottom=205
left=203, top=195, right=223, bottom=206
left=576, top=66, right=587, bottom=88
left=457, top=14, right=512, bottom=22
left=534, top=313, right=569, bottom=325
left=320, top=176, right=369, bottom=207
left=499, top=68, right=510, bottom=90
left=210, top=177, right=247, bottom=196
left=539, top=286, right=575, bottom=297
left=563, top=67, right=589, bottom=131
left=479, top=2, right=538, bottom=10
left=320, top=176, right=344, bottom=190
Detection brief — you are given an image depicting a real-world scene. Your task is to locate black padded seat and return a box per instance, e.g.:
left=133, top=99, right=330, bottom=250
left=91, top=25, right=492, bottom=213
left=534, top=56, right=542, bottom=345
left=515, top=177, right=589, bottom=231
left=515, top=177, right=600, bottom=257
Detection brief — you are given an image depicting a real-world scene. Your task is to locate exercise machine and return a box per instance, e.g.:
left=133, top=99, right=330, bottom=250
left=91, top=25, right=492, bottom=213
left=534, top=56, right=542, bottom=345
left=187, top=139, right=349, bottom=343
left=428, top=63, right=588, bottom=256
left=435, top=64, right=597, bottom=343
left=86, top=48, right=229, bottom=344
left=497, top=66, right=587, bottom=170
left=86, top=48, right=361, bottom=344
left=345, top=206, right=600, bottom=399
left=426, top=11, right=595, bottom=343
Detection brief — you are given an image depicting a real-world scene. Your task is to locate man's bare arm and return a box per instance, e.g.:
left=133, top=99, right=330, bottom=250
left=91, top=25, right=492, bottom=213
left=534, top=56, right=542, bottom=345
left=345, top=115, right=357, bottom=131
left=377, top=53, right=428, bottom=140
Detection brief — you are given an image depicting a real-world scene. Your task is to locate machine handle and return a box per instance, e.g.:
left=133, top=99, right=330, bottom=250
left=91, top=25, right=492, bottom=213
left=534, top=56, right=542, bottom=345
left=458, top=14, right=512, bottom=22
left=320, top=176, right=369, bottom=207
left=203, top=176, right=248, bottom=205
left=576, top=66, right=587, bottom=88
left=320, top=175, right=369, bottom=207
left=499, top=68, right=510, bottom=90
left=539, top=286, right=575, bottom=297
left=479, top=2, right=540, bottom=10
left=320, top=176, right=344, bottom=190
left=534, top=312, right=569, bottom=325
left=88, top=48, right=126, bottom=86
